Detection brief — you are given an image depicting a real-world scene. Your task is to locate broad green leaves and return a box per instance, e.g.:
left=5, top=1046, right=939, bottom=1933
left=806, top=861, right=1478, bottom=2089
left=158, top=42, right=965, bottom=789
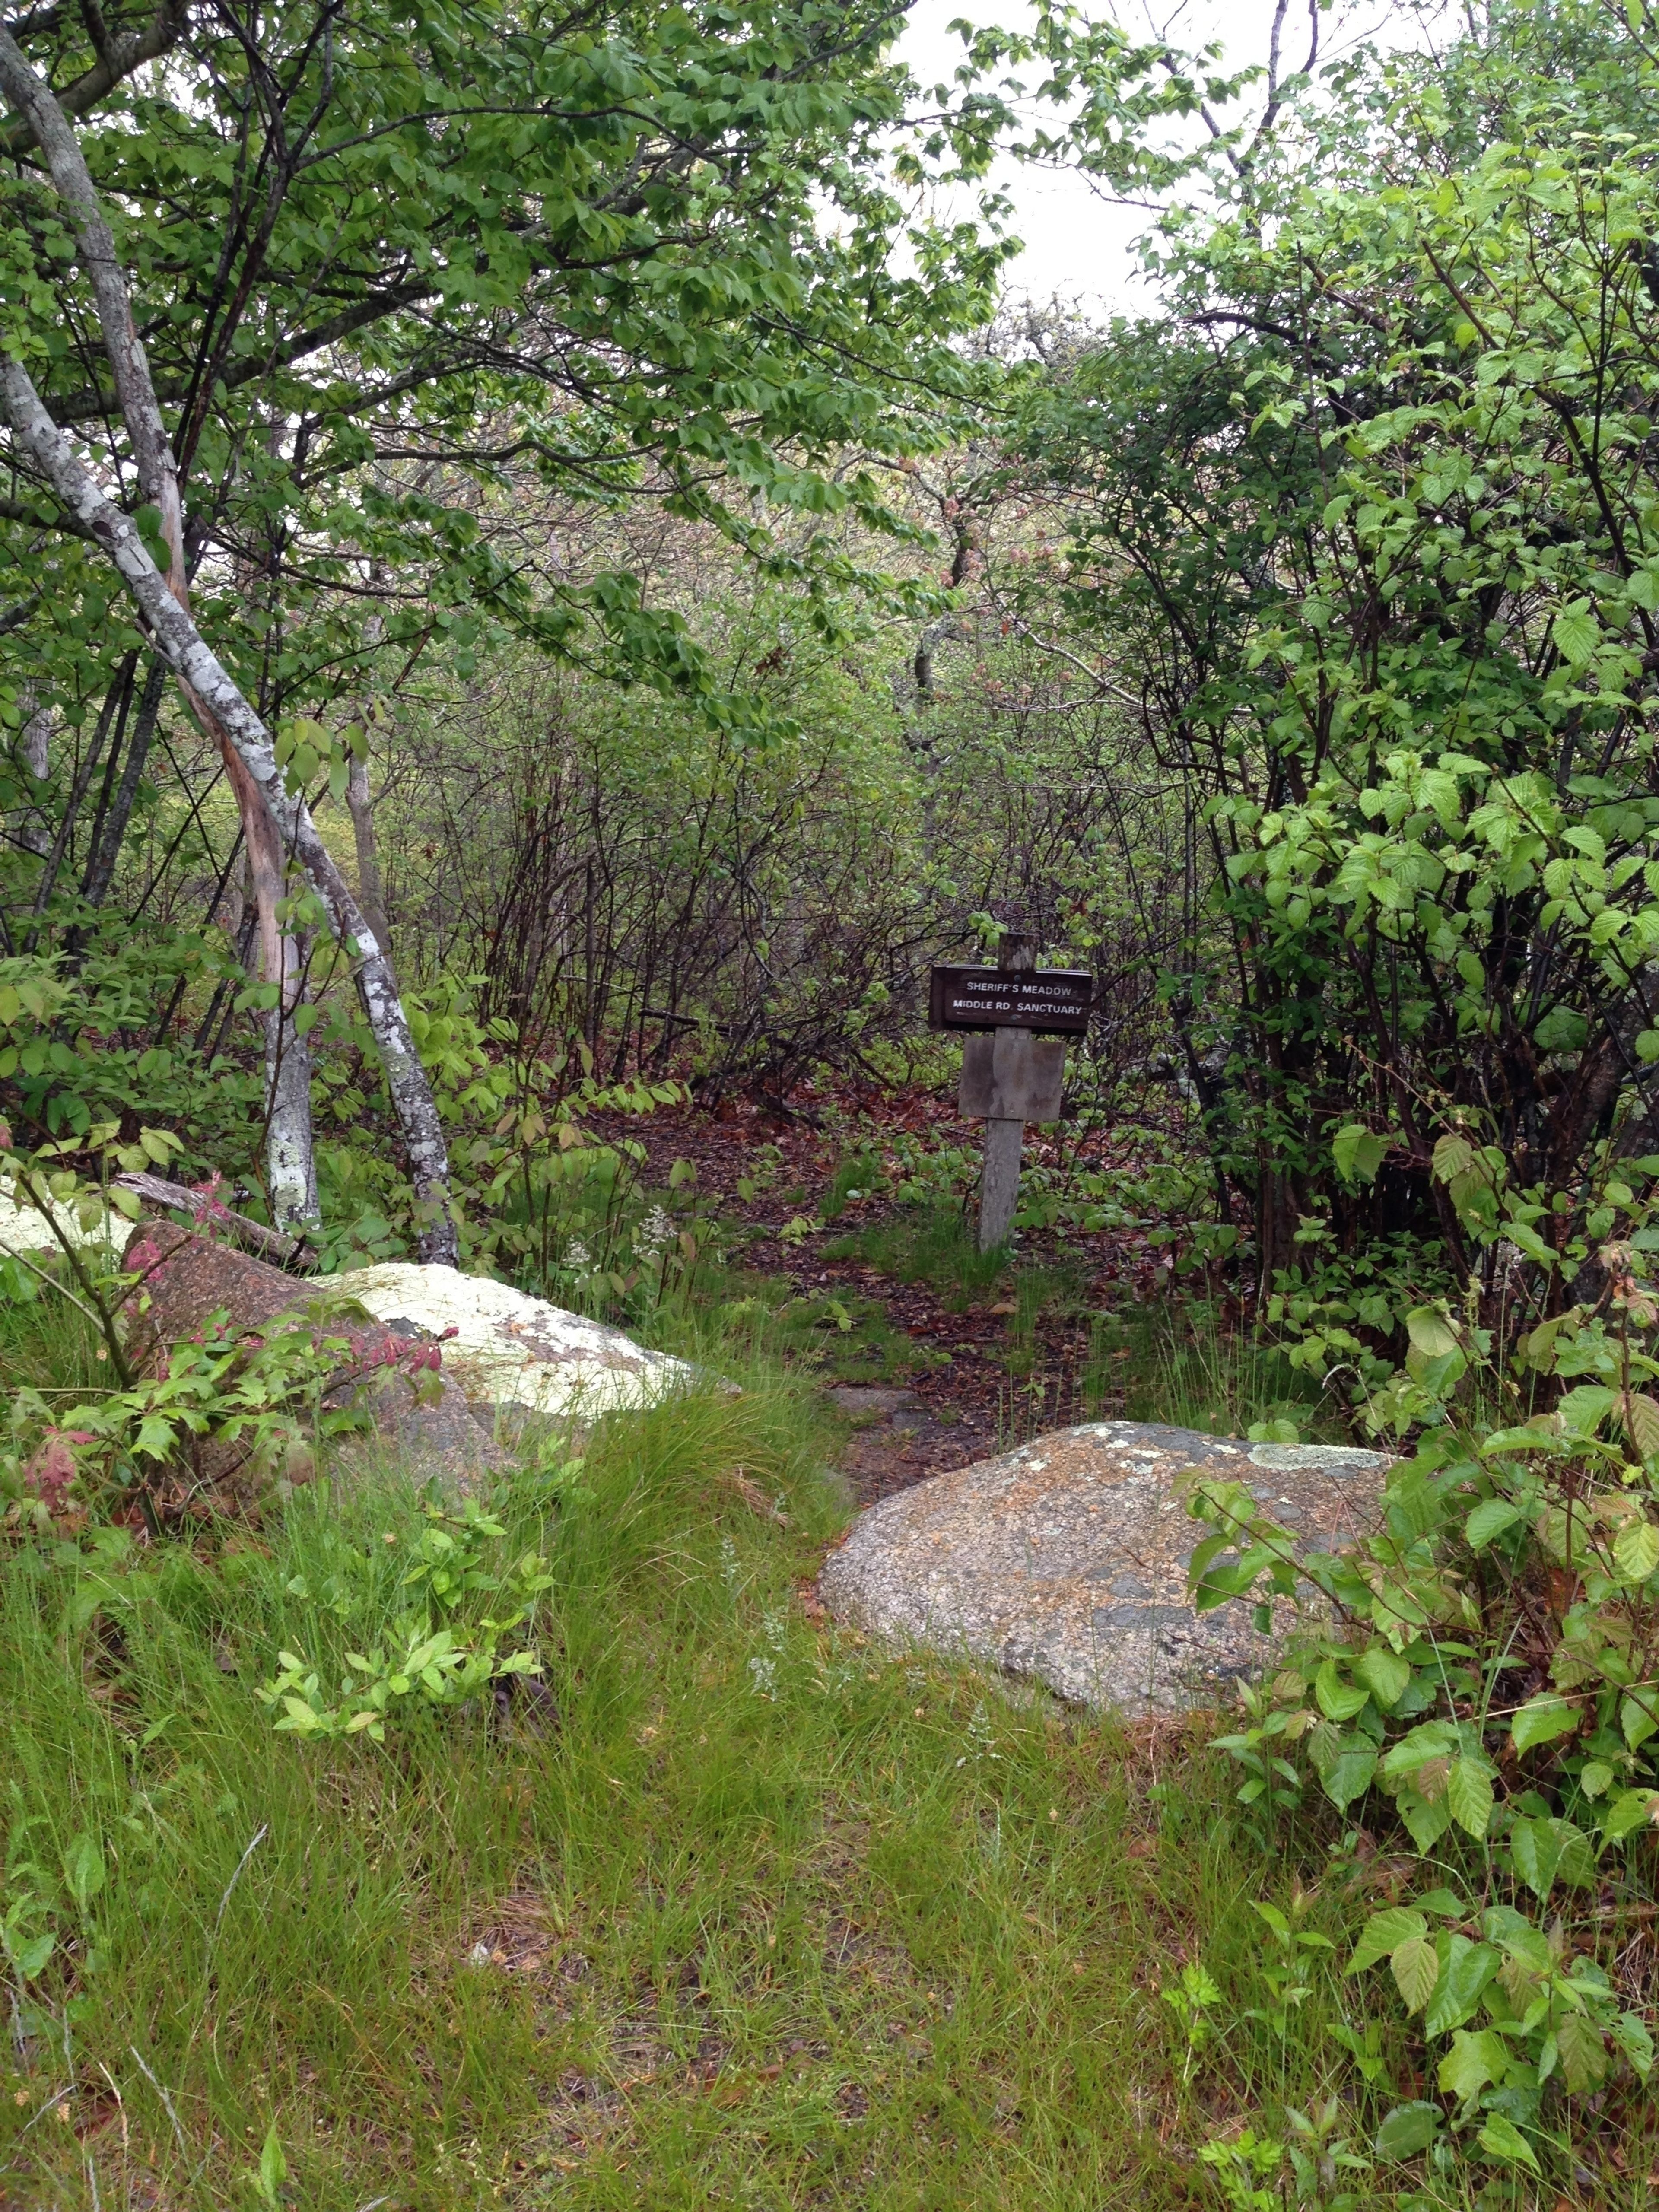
left=1389, top=1936, right=1440, bottom=2014
left=1444, top=1758, right=1494, bottom=1839
left=1332, top=1122, right=1387, bottom=1185
left=0, top=0, right=1004, bottom=777
left=1510, top=1694, right=1579, bottom=1753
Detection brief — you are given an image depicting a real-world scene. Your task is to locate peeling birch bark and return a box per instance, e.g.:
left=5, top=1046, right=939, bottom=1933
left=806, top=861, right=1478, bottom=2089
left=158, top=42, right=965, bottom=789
left=266, top=930, right=318, bottom=1231
left=0, top=31, right=454, bottom=1262
left=0, top=369, right=457, bottom=1260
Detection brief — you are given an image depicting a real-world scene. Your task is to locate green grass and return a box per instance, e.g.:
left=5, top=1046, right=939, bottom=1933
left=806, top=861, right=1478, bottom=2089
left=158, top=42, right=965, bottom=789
left=0, top=1297, right=1648, bottom=2209
left=697, top=1270, right=944, bottom=1388
left=0, top=1329, right=1364, bottom=2211
left=818, top=1149, right=889, bottom=1225
left=1082, top=1304, right=1354, bottom=1444
left=823, top=1204, right=1010, bottom=1310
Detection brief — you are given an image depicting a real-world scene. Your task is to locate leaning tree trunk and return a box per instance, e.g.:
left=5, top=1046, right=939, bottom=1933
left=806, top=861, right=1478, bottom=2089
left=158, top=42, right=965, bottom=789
left=346, top=750, right=392, bottom=957
left=0, top=29, right=454, bottom=1263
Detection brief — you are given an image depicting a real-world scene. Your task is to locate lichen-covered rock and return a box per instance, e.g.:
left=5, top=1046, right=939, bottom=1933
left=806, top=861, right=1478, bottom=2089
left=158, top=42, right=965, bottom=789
left=0, top=1183, right=116, bottom=1257
left=334, top=1262, right=696, bottom=1418
left=118, top=1225, right=503, bottom=1492
left=818, top=1420, right=1389, bottom=1717
left=115, top=1233, right=692, bottom=1494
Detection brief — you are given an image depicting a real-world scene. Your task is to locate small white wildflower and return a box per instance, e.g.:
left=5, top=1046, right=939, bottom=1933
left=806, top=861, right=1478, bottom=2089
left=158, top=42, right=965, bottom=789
left=747, top=1655, right=777, bottom=1699
left=566, top=1238, right=592, bottom=1271
left=635, top=1204, right=673, bottom=1256
left=718, top=1535, right=739, bottom=1589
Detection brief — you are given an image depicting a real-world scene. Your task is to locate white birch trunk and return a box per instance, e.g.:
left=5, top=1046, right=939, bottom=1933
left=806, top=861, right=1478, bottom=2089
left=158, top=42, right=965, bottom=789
left=266, top=930, right=318, bottom=1230
left=0, top=30, right=454, bottom=1263
left=0, top=356, right=458, bottom=1259
left=15, top=687, right=51, bottom=857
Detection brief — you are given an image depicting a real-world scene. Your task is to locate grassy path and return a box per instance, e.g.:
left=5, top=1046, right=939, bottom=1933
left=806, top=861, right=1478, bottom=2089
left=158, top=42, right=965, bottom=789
left=0, top=1357, right=1363, bottom=2210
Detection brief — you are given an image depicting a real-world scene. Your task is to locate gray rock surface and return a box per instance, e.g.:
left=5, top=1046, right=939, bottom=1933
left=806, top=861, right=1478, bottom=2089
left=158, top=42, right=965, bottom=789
left=334, top=1262, right=697, bottom=1418
left=818, top=1420, right=1389, bottom=1716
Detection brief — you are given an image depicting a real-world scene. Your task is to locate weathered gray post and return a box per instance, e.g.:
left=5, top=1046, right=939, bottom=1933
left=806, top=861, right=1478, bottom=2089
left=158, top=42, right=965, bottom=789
left=976, top=932, right=1036, bottom=1251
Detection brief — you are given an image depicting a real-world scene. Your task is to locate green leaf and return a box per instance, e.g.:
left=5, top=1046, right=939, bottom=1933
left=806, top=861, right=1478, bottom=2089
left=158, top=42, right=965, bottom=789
left=1348, top=1908, right=1427, bottom=1974
left=1611, top=2009, right=1655, bottom=2080
left=1431, top=1132, right=1474, bottom=1182
left=1477, top=2114, right=1540, bottom=2171
left=1623, top=1392, right=1659, bottom=1461
left=1333, top=1122, right=1388, bottom=1185
left=1425, top=1936, right=1499, bottom=2035
left=1613, top=1518, right=1659, bottom=1583
left=1354, top=1643, right=1411, bottom=1707
left=1552, top=599, right=1600, bottom=667
left=6, top=1931, right=53, bottom=1980
left=1507, top=1815, right=1592, bottom=1897
left=1603, top=1787, right=1659, bottom=1841
left=1511, top=1694, right=1579, bottom=1752
left=133, top=1414, right=178, bottom=1461
left=256, top=2119, right=288, bottom=2205
left=1318, top=1742, right=1378, bottom=1808
left=1374, top=2101, right=1442, bottom=2161
left=1465, top=1497, right=1524, bottom=1550
left=1391, top=1936, right=1440, bottom=2014
left=1406, top=1306, right=1460, bottom=1358
left=62, top=1831, right=105, bottom=1914
left=1507, top=1816, right=1560, bottom=1900
left=1396, top=1788, right=1452, bottom=1853
left=1446, top=1758, right=1495, bottom=1839
left=1533, top=1004, right=1588, bottom=1053
left=1315, top=1658, right=1370, bottom=1721
left=1437, top=2025, right=1507, bottom=2101
left=1621, top=1694, right=1658, bottom=1751
left=1555, top=2010, right=1608, bottom=2094
left=1557, top=1383, right=1618, bottom=1437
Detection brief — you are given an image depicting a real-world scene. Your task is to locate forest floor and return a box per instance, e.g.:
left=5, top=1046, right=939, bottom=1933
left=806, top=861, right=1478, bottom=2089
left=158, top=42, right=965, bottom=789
left=587, top=1075, right=1340, bottom=1505
left=10, top=1083, right=1632, bottom=2211
left=0, top=1286, right=1389, bottom=2212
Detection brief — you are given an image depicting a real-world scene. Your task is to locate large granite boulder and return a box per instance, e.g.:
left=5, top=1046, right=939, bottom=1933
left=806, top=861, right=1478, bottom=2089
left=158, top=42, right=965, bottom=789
left=118, top=1230, right=696, bottom=1496
left=818, top=1420, right=1389, bottom=1717
left=340, top=1263, right=696, bottom=1419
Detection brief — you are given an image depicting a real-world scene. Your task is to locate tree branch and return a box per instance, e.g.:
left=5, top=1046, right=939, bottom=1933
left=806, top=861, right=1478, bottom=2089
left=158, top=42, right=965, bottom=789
left=0, top=0, right=185, bottom=156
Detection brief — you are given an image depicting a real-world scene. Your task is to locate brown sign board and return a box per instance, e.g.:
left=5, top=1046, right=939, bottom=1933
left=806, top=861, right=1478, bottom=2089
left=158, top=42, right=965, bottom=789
left=928, top=965, right=1093, bottom=1036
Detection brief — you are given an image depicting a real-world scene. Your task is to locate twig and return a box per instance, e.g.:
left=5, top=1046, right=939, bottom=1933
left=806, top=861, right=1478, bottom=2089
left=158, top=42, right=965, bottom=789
left=114, top=1173, right=313, bottom=1269
left=203, top=1824, right=267, bottom=1974
left=126, top=2045, right=186, bottom=2158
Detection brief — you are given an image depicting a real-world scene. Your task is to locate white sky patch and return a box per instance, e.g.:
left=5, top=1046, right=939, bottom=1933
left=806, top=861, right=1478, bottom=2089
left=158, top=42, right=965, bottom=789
left=896, top=0, right=1448, bottom=316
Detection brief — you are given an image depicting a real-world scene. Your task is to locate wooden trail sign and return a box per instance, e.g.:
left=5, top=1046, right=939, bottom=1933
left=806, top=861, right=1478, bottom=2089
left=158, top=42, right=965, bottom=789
left=928, top=964, right=1092, bottom=1034
left=928, top=936, right=1092, bottom=1252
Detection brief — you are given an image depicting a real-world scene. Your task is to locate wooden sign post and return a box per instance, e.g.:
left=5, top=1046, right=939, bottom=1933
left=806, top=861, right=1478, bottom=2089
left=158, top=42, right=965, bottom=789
left=928, top=934, right=1092, bottom=1252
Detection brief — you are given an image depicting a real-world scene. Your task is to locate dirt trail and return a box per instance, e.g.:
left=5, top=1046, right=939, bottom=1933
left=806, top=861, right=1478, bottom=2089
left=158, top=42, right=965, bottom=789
left=587, top=1080, right=1189, bottom=1506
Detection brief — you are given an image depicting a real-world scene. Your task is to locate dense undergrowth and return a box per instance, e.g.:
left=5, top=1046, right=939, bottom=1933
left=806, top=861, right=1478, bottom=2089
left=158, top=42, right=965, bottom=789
left=0, top=1300, right=1375, bottom=2212
left=0, top=1236, right=1654, bottom=2209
